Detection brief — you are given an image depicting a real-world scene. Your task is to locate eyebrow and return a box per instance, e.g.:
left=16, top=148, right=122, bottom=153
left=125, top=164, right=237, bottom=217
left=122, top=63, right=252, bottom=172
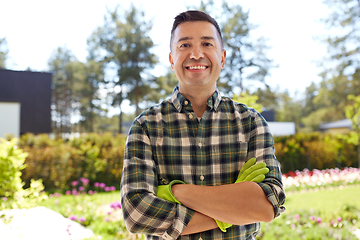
left=177, top=36, right=216, bottom=43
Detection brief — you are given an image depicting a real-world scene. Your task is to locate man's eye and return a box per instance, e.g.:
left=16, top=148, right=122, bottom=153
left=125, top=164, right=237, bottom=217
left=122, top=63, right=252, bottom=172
left=204, top=43, right=213, bottom=47
left=180, top=43, right=190, bottom=48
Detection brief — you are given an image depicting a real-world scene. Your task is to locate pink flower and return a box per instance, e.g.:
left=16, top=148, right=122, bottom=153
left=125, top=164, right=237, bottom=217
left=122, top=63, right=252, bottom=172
left=105, top=218, right=109, bottom=222
left=88, top=190, right=93, bottom=195
left=3, top=197, right=7, bottom=201
left=110, top=186, right=116, bottom=191
left=68, top=215, right=77, bottom=221
left=79, top=186, right=84, bottom=192
left=94, top=182, right=100, bottom=187
left=110, top=201, right=122, bottom=210
left=80, top=177, right=89, bottom=186
left=79, top=217, right=86, bottom=223
left=337, top=217, right=342, bottom=222
left=295, top=214, right=300, bottom=220
left=71, top=181, right=78, bottom=187
left=105, top=187, right=110, bottom=192
left=317, top=217, right=322, bottom=223
left=65, top=190, right=71, bottom=195
left=99, top=183, right=106, bottom=188
left=310, top=216, right=315, bottom=221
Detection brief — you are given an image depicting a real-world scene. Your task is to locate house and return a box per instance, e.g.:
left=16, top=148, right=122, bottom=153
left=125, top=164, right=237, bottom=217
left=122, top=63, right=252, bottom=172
left=261, top=110, right=296, bottom=136
left=0, top=69, right=52, bottom=139
left=319, top=119, right=352, bottom=134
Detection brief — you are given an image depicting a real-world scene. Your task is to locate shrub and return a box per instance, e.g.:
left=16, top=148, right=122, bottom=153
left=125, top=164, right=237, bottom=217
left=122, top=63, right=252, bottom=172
left=20, top=133, right=126, bottom=191
left=274, top=132, right=358, bottom=172
left=0, top=138, right=47, bottom=210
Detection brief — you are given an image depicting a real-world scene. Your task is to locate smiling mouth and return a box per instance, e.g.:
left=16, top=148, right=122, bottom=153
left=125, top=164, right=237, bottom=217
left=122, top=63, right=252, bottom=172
left=186, top=66, right=208, bottom=70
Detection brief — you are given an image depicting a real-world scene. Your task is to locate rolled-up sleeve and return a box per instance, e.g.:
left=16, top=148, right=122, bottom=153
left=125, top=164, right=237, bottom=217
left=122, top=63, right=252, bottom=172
left=248, top=110, right=286, bottom=218
left=120, top=119, right=195, bottom=239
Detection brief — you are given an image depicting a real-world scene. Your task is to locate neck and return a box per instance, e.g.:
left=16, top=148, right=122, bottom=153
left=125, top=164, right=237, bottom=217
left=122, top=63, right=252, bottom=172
left=179, top=85, right=215, bottom=118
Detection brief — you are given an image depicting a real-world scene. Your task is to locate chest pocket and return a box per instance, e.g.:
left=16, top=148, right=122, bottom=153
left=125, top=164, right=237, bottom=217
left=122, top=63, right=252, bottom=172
left=209, top=141, right=249, bottom=185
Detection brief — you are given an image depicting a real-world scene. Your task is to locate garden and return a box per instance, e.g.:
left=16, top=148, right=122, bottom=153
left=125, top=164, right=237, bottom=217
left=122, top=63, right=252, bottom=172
left=1, top=133, right=360, bottom=239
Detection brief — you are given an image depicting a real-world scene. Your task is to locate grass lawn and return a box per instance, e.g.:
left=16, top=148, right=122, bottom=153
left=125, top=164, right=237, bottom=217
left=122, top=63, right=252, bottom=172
left=284, top=185, right=360, bottom=213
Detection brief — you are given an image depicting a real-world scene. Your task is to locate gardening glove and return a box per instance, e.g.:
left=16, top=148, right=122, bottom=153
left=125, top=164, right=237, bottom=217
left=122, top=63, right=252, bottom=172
left=236, top=158, right=269, bottom=183
left=215, top=158, right=269, bottom=232
left=156, top=180, right=186, bottom=204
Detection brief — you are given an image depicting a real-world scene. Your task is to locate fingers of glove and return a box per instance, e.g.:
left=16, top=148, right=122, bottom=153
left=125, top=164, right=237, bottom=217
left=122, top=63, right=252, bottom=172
left=215, top=219, right=233, bottom=232
left=251, top=174, right=266, bottom=183
left=244, top=168, right=269, bottom=182
left=237, top=162, right=267, bottom=183
left=239, top=158, right=257, bottom=175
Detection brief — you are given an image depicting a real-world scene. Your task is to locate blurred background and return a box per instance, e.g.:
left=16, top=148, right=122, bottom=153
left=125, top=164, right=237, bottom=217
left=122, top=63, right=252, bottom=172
left=1, top=2, right=360, bottom=239
left=2, top=0, right=358, bottom=137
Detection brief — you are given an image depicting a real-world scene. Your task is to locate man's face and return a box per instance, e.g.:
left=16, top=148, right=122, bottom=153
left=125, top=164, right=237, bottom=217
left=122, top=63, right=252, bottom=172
left=169, top=21, right=226, bottom=93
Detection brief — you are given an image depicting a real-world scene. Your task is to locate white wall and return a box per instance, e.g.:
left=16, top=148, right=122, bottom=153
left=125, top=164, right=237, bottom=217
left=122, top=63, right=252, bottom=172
left=0, top=102, right=20, bottom=139
left=267, top=122, right=295, bottom=136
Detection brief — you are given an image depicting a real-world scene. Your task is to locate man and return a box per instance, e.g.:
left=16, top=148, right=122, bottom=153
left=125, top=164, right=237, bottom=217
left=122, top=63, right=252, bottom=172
left=121, top=10, right=286, bottom=240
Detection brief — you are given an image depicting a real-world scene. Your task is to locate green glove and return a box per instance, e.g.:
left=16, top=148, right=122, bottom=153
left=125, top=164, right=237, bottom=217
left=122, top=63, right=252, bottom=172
left=156, top=180, right=185, bottom=204
left=215, top=158, right=269, bottom=232
left=235, top=158, right=269, bottom=183
left=215, top=219, right=233, bottom=232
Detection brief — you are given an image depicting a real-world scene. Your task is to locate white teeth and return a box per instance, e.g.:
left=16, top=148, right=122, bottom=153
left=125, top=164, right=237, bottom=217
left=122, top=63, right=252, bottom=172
left=188, top=66, right=207, bottom=70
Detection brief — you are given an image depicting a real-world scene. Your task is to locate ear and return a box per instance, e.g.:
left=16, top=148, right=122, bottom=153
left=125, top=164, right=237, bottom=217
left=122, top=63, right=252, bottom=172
left=169, top=52, right=174, bottom=70
left=221, top=49, right=226, bottom=69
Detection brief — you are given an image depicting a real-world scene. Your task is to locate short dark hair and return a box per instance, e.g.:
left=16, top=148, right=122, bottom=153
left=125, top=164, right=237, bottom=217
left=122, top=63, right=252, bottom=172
left=170, top=10, right=223, bottom=51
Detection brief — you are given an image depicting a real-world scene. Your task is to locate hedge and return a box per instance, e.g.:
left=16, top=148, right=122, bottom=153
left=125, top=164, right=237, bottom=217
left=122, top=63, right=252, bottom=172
left=274, top=132, right=358, bottom=173
left=17, top=132, right=359, bottom=191
left=19, top=133, right=126, bottom=191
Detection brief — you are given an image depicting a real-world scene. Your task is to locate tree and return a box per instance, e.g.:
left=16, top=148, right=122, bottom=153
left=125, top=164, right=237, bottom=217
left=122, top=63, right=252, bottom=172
left=76, top=43, right=106, bottom=133
left=90, top=4, right=157, bottom=133
left=0, top=37, right=8, bottom=69
left=48, top=46, right=81, bottom=137
left=188, top=1, right=276, bottom=94
left=301, top=0, right=360, bottom=131
left=320, top=0, right=360, bottom=81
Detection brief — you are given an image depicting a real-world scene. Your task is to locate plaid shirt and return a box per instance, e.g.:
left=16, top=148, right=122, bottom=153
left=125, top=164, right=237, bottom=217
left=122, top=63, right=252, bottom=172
left=121, top=86, right=286, bottom=240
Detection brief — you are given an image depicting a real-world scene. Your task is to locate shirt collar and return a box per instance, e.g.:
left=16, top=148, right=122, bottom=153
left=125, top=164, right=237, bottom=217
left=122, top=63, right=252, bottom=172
left=171, top=86, right=222, bottom=112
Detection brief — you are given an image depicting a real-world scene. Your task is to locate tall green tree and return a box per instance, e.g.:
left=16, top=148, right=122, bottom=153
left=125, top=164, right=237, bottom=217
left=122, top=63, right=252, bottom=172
left=0, top=37, right=8, bottom=69
left=189, top=0, right=276, bottom=94
left=305, top=0, right=360, bottom=130
left=48, top=46, right=82, bottom=136
left=76, top=42, right=106, bottom=133
left=90, top=4, right=157, bottom=133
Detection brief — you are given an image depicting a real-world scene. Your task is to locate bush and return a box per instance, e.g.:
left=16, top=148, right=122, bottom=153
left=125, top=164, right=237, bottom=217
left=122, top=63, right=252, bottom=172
left=274, top=132, right=358, bottom=173
left=19, top=133, right=126, bottom=191
left=0, top=138, right=28, bottom=198
left=0, top=138, right=47, bottom=210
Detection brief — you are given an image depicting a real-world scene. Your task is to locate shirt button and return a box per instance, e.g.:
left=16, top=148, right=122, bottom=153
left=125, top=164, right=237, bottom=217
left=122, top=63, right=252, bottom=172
left=184, top=100, right=188, bottom=105
left=188, top=114, right=193, bottom=119
left=200, top=175, right=205, bottom=181
left=198, top=142, right=202, bottom=148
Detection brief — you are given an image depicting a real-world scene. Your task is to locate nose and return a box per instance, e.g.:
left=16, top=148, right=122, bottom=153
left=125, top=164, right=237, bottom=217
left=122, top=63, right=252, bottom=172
left=190, top=46, right=204, bottom=60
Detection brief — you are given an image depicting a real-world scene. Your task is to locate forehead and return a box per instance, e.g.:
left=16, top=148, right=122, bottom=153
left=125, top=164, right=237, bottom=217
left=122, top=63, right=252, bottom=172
left=172, top=21, right=221, bottom=44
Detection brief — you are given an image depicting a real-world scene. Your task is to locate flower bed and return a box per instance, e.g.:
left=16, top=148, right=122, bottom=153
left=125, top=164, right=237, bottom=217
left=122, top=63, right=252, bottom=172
left=283, top=167, right=360, bottom=192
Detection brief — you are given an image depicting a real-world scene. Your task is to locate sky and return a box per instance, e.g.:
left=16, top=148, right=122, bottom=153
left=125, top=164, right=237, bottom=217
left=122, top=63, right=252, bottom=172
left=0, top=0, right=332, bottom=97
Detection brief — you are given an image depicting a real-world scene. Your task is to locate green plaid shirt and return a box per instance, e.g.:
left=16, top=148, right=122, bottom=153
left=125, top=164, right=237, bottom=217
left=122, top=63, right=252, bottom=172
left=121, top=87, right=286, bottom=240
